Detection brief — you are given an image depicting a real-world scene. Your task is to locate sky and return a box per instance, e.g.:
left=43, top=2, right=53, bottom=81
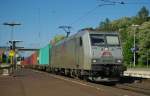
left=0, top=0, right=150, bottom=50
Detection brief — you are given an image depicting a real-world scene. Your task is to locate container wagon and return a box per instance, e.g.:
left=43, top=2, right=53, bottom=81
left=37, top=44, right=52, bottom=71
left=21, top=52, right=38, bottom=68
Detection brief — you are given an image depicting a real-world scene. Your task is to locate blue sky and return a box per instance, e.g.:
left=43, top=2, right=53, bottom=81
left=0, top=0, right=150, bottom=49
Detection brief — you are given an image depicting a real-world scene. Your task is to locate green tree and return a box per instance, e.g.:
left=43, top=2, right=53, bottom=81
left=98, top=18, right=112, bottom=31
left=122, top=36, right=133, bottom=65
left=137, top=22, right=150, bottom=65
left=80, top=27, right=95, bottom=31
left=50, top=35, right=65, bottom=44
left=137, top=6, right=149, bottom=24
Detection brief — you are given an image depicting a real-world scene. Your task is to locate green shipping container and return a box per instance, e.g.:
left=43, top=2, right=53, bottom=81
left=39, top=44, right=51, bottom=65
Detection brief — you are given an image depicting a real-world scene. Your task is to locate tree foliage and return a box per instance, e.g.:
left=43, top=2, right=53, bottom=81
left=80, top=27, right=95, bottom=31
left=96, top=18, right=114, bottom=31
left=137, top=22, right=150, bottom=65
left=122, top=36, right=133, bottom=65
left=137, top=6, right=149, bottom=21
left=50, top=35, right=65, bottom=44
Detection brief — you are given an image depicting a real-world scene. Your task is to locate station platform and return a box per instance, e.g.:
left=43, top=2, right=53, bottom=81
left=124, top=68, right=150, bottom=78
left=0, top=69, right=107, bottom=96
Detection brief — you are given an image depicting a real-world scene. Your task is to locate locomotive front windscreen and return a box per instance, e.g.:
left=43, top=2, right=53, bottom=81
left=90, top=34, right=120, bottom=46
left=106, top=35, right=120, bottom=46
left=90, top=34, right=105, bottom=46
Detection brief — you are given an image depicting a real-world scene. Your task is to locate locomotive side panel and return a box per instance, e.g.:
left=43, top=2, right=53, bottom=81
left=74, top=37, right=84, bottom=69
left=51, top=36, right=84, bottom=70
left=63, top=38, right=76, bottom=69
left=82, top=32, right=92, bottom=70
left=51, top=45, right=58, bottom=68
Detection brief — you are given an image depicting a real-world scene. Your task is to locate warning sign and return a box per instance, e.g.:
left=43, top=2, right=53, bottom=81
left=9, top=50, right=15, bottom=57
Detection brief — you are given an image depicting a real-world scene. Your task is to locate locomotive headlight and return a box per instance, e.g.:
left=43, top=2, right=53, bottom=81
left=92, top=59, right=97, bottom=63
left=116, top=59, right=122, bottom=63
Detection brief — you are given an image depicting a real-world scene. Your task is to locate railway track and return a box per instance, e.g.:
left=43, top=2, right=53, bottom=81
left=114, top=78, right=150, bottom=96
left=115, top=83, right=150, bottom=96
left=64, top=74, right=150, bottom=95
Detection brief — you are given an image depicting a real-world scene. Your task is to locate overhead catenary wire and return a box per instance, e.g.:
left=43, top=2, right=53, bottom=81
left=70, top=0, right=150, bottom=27
left=98, top=0, right=124, bottom=4
left=70, top=6, right=100, bottom=26
left=70, top=1, right=126, bottom=27
left=38, top=8, right=42, bottom=48
left=98, top=0, right=150, bottom=5
left=70, top=4, right=116, bottom=27
left=38, top=8, right=41, bottom=39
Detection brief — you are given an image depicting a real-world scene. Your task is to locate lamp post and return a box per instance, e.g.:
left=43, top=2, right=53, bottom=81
left=147, top=51, right=149, bottom=68
left=3, top=22, right=21, bottom=41
left=3, top=22, right=21, bottom=69
left=132, top=24, right=139, bottom=67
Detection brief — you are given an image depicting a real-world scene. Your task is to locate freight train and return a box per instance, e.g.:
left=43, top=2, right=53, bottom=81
left=22, top=30, right=125, bottom=82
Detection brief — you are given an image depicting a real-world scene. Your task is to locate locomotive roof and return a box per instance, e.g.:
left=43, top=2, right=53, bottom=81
left=55, top=30, right=119, bottom=46
left=81, top=30, right=118, bottom=34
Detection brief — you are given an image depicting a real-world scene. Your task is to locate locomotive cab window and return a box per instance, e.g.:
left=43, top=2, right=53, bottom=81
left=79, top=37, right=82, bottom=46
left=90, top=34, right=105, bottom=46
left=106, top=35, right=120, bottom=46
